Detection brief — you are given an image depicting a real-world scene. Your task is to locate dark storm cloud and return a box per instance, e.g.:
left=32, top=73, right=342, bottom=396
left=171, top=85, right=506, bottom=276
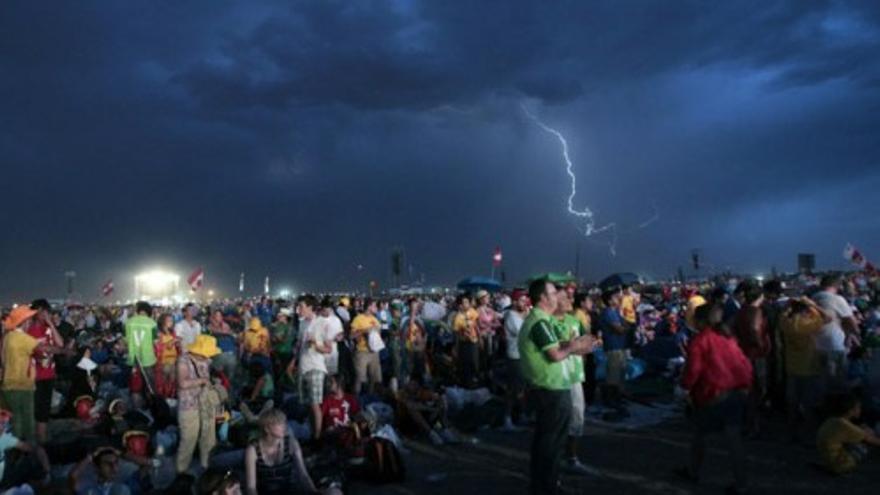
left=2, top=0, right=879, bottom=301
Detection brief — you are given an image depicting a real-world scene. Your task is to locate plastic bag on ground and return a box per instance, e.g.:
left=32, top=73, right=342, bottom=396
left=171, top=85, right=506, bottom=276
left=373, top=424, right=408, bottom=453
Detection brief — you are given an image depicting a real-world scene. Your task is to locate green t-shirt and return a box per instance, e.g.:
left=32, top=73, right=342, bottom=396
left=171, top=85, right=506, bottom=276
left=271, top=322, right=293, bottom=355
left=125, top=314, right=158, bottom=367
left=554, top=314, right=585, bottom=385
left=518, top=308, right=571, bottom=390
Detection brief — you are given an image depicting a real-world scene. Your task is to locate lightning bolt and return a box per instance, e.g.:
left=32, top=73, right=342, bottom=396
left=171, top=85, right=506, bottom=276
left=522, top=104, right=615, bottom=238
left=637, top=202, right=660, bottom=229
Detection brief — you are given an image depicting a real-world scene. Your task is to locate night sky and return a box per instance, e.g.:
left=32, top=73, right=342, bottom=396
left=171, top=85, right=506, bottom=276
left=2, top=1, right=880, bottom=302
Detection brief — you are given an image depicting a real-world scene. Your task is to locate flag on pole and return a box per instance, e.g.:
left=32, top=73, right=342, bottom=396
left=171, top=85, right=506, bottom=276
left=844, top=243, right=876, bottom=273
left=239, top=273, right=245, bottom=293
left=187, top=267, right=205, bottom=292
left=101, top=279, right=114, bottom=297
left=264, top=276, right=270, bottom=295
left=492, top=246, right=503, bottom=267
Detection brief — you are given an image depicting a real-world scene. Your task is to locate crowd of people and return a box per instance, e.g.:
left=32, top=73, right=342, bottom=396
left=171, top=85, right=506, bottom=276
left=0, top=269, right=878, bottom=494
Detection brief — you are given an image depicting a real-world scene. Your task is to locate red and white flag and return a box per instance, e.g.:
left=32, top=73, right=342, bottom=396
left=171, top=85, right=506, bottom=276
left=101, top=279, right=114, bottom=297
left=844, top=243, right=876, bottom=273
left=492, top=246, right=503, bottom=267
left=187, top=267, right=205, bottom=292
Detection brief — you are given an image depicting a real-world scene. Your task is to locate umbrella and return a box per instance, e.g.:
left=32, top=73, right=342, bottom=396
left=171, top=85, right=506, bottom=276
left=598, top=272, right=642, bottom=292
left=457, top=276, right=502, bottom=292
left=528, top=272, right=576, bottom=285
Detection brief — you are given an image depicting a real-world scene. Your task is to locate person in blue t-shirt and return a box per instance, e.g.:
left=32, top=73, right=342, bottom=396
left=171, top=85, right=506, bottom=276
left=600, top=290, right=628, bottom=410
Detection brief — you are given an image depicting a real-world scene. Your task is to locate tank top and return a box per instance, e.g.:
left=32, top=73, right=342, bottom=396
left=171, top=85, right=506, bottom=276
left=254, top=435, right=295, bottom=495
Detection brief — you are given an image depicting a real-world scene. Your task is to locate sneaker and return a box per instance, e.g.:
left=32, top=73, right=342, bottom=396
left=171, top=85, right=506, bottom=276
left=563, top=458, right=594, bottom=476
left=440, top=428, right=462, bottom=444
left=429, top=430, right=444, bottom=446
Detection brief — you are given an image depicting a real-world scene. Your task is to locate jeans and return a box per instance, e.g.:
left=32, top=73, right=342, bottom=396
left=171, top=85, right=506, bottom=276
left=529, top=388, right=572, bottom=495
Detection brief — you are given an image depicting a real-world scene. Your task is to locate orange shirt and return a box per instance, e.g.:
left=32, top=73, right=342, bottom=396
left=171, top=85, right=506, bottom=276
left=157, top=332, right=179, bottom=366
left=453, top=308, right=479, bottom=343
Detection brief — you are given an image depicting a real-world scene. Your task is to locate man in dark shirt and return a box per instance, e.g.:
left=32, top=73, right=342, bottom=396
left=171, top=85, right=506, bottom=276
left=600, top=290, right=628, bottom=412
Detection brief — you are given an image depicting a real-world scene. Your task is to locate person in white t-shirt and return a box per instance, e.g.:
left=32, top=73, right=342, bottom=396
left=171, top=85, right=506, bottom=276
left=812, top=275, right=858, bottom=393
left=290, top=295, right=332, bottom=439
left=315, top=298, right=345, bottom=375
left=502, top=289, right=529, bottom=431
left=174, top=304, right=202, bottom=349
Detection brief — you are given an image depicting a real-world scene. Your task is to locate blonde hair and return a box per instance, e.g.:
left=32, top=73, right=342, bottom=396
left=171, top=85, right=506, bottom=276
left=258, top=408, right=287, bottom=431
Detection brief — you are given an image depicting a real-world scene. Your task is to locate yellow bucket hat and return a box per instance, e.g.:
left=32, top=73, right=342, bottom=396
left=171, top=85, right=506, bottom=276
left=188, top=334, right=222, bottom=358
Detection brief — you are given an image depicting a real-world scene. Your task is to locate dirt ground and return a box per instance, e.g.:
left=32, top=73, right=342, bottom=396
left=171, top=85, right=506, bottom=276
left=348, top=406, right=878, bottom=495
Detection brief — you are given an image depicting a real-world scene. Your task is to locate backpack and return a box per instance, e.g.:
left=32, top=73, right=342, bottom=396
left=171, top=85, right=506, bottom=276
left=363, top=437, right=405, bottom=483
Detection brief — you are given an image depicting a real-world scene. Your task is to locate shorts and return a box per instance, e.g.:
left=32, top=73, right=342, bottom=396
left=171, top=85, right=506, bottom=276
left=605, top=350, right=627, bottom=387
left=34, top=379, right=55, bottom=423
left=299, top=370, right=326, bottom=406
left=354, top=351, right=382, bottom=386
left=693, top=391, right=746, bottom=434
left=786, top=374, right=820, bottom=409
left=569, top=382, right=586, bottom=437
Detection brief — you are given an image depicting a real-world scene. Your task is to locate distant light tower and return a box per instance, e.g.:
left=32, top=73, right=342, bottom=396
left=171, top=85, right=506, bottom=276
left=64, top=271, right=76, bottom=296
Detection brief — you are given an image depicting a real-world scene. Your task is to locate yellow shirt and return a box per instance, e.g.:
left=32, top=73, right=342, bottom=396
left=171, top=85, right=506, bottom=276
left=243, top=327, right=269, bottom=355
left=817, top=417, right=867, bottom=474
left=1, top=329, right=39, bottom=391
left=351, top=314, right=380, bottom=353
left=453, top=308, right=479, bottom=343
left=620, top=295, right=637, bottom=324
left=685, top=295, right=706, bottom=330
left=574, top=309, right=591, bottom=333
left=781, top=309, right=823, bottom=377
left=157, top=332, right=179, bottom=366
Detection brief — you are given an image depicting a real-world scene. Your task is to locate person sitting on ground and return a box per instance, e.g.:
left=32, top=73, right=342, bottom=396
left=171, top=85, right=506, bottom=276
left=0, top=409, right=51, bottom=492
left=197, top=468, right=242, bottom=495
left=397, top=380, right=460, bottom=446
left=318, top=375, right=361, bottom=440
left=244, top=408, right=342, bottom=495
left=69, top=447, right=132, bottom=495
left=240, top=361, right=275, bottom=422
left=242, top=317, right=272, bottom=374
left=816, top=391, right=880, bottom=475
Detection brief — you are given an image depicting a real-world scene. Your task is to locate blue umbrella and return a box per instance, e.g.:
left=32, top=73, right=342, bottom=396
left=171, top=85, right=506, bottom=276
left=457, top=276, right=502, bottom=292
left=599, top=272, right=642, bottom=291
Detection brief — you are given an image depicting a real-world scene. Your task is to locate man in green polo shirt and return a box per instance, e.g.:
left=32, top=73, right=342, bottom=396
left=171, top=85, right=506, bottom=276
left=519, top=279, right=596, bottom=495
left=553, top=289, right=592, bottom=475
